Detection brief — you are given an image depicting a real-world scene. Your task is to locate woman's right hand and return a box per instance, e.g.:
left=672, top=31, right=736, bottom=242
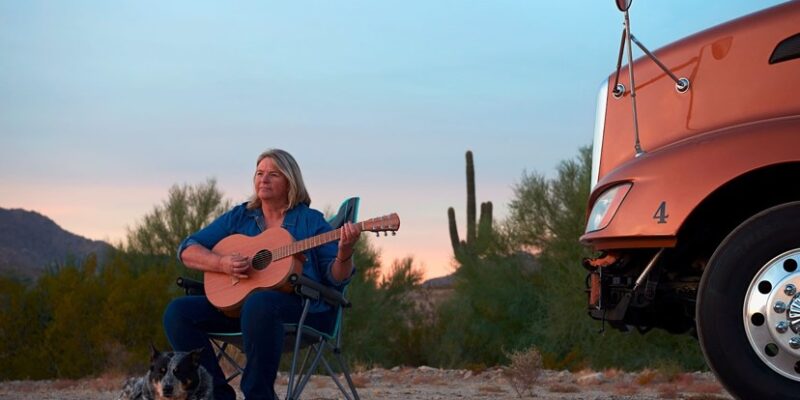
left=219, top=253, right=250, bottom=279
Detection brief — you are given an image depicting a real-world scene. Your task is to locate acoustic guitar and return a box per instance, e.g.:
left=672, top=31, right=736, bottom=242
left=204, top=213, right=400, bottom=312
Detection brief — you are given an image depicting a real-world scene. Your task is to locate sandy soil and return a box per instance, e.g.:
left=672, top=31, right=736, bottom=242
left=0, top=366, right=732, bottom=400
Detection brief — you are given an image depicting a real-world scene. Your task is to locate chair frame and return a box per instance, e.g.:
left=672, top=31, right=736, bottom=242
left=176, top=197, right=361, bottom=400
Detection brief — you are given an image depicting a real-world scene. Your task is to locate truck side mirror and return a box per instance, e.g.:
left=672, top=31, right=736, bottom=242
left=616, top=0, right=632, bottom=12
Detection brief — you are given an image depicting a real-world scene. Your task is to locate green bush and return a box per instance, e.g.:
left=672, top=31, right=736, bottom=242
left=430, top=251, right=543, bottom=369
left=343, top=238, right=428, bottom=367
left=0, top=252, right=180, bottom=379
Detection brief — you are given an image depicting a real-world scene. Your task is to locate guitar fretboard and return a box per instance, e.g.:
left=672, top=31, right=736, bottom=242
left=271, top=222, right=365, bottom=260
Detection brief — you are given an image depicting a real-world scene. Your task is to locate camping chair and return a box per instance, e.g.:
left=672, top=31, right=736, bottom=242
left=176, top=197, right=361, bottom=400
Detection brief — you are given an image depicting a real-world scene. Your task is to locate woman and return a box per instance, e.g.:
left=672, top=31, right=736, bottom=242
left=163, top=149, right=360, bottom=400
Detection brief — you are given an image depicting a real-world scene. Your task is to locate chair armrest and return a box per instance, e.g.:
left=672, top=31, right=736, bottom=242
left=289, top=274, right=351, bottom=308
left=176, top=276, right=206, bottom=295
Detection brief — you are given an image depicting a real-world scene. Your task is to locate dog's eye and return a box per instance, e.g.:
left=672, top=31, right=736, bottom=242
left=161, top=368, right=167, bottom=374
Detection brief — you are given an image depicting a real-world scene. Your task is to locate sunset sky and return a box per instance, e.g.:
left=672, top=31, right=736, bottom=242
left=0, top=1, right=783, bottom=279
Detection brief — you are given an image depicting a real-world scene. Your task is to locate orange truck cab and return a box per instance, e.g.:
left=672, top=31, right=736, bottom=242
left=582, top=1, right=800, bottom=397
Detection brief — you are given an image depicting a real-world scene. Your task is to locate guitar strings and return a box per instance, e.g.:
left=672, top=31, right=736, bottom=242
left=243, top=218, right=396, bottom=267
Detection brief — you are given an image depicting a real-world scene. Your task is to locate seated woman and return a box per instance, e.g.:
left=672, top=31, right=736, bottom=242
left=163, top=148, right=361, bottom=400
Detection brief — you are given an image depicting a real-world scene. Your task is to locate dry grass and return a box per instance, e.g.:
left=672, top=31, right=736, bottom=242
left=654, top=362, right=684, bottom=383
left=655, top=383, right=679, bottom=399
left=350, top=362, right=371, bottom=374
left=673, top=372, right=696, bottom=387
left=602, top=368, right=624, bottom=380
left=51, top=380, right=78, bottom=390
left=410, top=374, right=447, bottom=386
left=548, top=383, right=579, bottom=393
left=85, top=374, right=125, bottom=391
left=382, top=369, right=412, bottom=385
left=464, top=363, right=489, bottom=373
left=611, top=381, right=639, bottom=396
left=503, top=346, right=543, bottom=398
left=309, top=376, right=331, bottom=389
left=349, top=374, right=370, bottom=388
left=686, top=382, right=724, bottom=394
left=635, top=368, right=662, bottom=385
left=478, top=384, right=507, bottom=393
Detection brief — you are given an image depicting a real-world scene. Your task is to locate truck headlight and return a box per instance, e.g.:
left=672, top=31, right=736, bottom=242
left=585, top=182, right=632, bottom=233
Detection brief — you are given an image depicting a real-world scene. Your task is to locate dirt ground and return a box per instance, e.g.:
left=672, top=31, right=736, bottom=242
left=0, top=366, right=733, bottom=400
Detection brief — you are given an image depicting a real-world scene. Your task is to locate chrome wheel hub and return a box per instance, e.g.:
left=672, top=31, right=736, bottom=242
left=744, top=249, right=800, bottom=381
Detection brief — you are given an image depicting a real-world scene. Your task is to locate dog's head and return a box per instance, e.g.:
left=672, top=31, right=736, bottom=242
left=148, top=345, right=204, bottom=400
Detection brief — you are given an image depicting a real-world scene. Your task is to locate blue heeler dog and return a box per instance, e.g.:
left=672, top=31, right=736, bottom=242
left=119, top=345, right=213, bottom=400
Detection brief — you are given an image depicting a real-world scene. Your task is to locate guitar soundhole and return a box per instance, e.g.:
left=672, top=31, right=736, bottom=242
left=252, top=250, right=273, bottom=271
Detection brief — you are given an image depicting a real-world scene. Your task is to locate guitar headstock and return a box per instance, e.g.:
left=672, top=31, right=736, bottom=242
left=360, top=213, right=400, bottom=237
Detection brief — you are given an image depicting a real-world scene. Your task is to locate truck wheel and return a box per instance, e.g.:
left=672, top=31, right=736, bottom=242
left=698, top=202, right=800, bottom=398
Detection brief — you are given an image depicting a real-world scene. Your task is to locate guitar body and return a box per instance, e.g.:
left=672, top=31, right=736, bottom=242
left=205, top=227, right=303, bottom=312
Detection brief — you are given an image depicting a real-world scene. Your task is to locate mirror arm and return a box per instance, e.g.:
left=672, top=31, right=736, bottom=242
left=630, top=34, right=690, bottom=92
left=612, top=28, right=627, bottom=98
left=623, top=11, right=644, bottom=156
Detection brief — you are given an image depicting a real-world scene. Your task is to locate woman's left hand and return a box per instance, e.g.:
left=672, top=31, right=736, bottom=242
left=337, top=222, right=362, bottom=260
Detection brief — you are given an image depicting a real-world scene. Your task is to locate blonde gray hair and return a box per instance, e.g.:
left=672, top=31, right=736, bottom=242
left=246, top=149, right=311, bottom=211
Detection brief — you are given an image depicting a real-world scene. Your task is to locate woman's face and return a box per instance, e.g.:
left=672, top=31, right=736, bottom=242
left=255, top=157, right=289, bottom=204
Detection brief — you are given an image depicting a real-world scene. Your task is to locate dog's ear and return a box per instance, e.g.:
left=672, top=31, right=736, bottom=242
left=190, top=347, right=204, bottom=366
left=150, top=343, right=161, bottom=362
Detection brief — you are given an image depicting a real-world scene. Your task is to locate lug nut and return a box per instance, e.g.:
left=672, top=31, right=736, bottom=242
left=778, top=321, right=790, bottom=333
left=790, top=337, right=800, bottom=349
left=786, top=284, right=797, bottom=297
left=776, top=301, right=788, bottom=313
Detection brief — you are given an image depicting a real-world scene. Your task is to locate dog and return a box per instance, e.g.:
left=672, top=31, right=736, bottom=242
left=119, top=345, right=213, bottom=400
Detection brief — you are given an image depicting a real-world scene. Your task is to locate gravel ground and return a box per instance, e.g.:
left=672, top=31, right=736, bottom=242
left=0, top=367, right=733, bottom=400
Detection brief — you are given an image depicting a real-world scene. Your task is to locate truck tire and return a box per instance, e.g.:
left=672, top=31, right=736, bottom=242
left=698, top=202, right=800, bottom=399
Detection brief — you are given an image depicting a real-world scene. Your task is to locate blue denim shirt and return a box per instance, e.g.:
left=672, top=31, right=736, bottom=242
left=177, top=202, right=351, bottom=313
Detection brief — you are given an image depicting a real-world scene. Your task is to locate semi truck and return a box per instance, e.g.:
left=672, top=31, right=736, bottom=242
left=581, top=1, right=800, bottom=397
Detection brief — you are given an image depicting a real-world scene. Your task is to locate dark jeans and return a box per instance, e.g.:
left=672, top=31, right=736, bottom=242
left=163, top=291, right=336, bottom=400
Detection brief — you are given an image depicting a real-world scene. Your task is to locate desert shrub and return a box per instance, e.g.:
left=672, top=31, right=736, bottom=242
left=93, top=253, right=180, bottom=372
left=0, top=275, right=48, bottom=379
left=503, top=346, right=543, bottom=397
left=343, top=238, right=428, bottom=367
left=0, top=251, right=180, bottom=379
left=429, top=246, right=544, bottom=368
left=125, top=179, right=230, bottom=258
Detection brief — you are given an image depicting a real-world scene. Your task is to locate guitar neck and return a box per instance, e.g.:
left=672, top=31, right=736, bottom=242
left=272, top=222, right=364, bottom=260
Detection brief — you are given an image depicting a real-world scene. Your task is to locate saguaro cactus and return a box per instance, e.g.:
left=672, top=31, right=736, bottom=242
left=448, top=150, right=494, bottom=262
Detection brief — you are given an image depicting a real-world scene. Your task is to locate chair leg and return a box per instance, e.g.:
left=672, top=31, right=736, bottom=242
left=211, top=340, right=243, bottom=382
left=287, top=342, right=315, bottom=399
left=294, top=343, right=315, bottom=386
left=291, top=342, right=326, bottom=399
left=286, top=299, right=311, bottom=400
left=332, top=348, right=360, bottom=400
left=319, top=354, right=353, bottom=400
left=317, top=343, right=359, bottom=400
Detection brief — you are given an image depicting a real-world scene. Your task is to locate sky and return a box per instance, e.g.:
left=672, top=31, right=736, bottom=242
left=0, top=0, right=785, bottom=279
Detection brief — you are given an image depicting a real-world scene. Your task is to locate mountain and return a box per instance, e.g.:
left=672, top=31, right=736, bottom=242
left=421, top=273, right=455, bottom=289
left=0, top=208, right=114, bottom=281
